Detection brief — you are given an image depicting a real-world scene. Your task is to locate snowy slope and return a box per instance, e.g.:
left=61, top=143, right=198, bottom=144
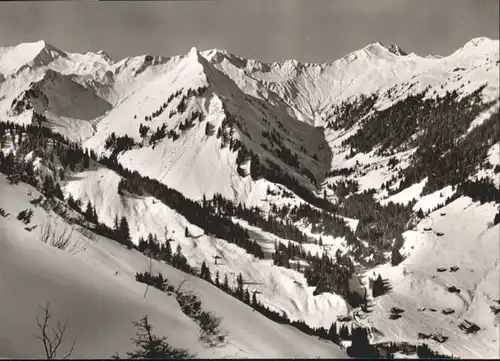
left=1, top=37, right=499, bottom=359
left=81, top=47, right=330, bottom=205
left=0, top=38, right=497, bottom=204
left=0, top=174, right=347, bottom=359
left=206, top=38, right=499, bottom=126
left=63, top=163, right=349, bottom=330
left=352, top=197, right=500, bottom=358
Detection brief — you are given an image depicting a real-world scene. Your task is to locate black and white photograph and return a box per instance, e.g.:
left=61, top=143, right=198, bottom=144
left=0, top=0, right=498, bottom=359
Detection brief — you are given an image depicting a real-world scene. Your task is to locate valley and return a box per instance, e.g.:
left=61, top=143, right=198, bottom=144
left=0, top=36, right=498, bottom=358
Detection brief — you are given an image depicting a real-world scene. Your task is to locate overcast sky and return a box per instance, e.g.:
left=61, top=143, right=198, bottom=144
left=0, top=0, right=498, bottom=63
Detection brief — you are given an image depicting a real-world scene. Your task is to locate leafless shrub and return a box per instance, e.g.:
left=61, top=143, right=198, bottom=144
left=34, top=302, right=76, bottom=359
left=40, top=218, right=75, bottom=251
left=175, top=274, right=192, bottom=294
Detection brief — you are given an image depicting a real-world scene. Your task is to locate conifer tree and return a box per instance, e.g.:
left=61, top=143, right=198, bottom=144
left=200, top=261, right=208, bottom=280
left=251, top=291, right=257, bottom=306
left=163, top=239, right=172, bottom=262
left=84, top=201, right=94, bottom=222
left=92, top=206, right=99, bottom=224
left=120, top=315, right=194, bottom=359
left=244, top=288, right=251, bottom=304
left=54, top=183, right=64, bottom=201
left=328, top=322, right=339, bottom=344
left=372, top=274, right=384, bottom=298
left=118, top=216, right=131, bottom=247
left=237, top=273, right=244, bottom=299
left=391, top=246, right=404, bottom=266
left=215, top=271, right=220, bottom=287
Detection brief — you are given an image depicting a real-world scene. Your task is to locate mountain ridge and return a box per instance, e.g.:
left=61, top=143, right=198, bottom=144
left=0, top=36, right=499, bottom=358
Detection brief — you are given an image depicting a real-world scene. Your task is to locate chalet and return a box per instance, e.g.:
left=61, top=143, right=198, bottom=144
left=459, top=320, right=480, bottom=334
left=431, top=334, right=449, bottom=343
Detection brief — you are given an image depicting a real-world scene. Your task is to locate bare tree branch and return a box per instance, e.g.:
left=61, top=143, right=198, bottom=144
left=34, top=302, right=76, bottom=359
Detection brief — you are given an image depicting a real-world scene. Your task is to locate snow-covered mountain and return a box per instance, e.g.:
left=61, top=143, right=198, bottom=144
left=0, top=37, right=498, bottom=358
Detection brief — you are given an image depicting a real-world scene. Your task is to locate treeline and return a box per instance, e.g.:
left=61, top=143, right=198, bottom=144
left=457, top=178, right=500, bottom=204
left=208, top=193, right=310, bottom=244
left=218, top=106, right=336, bottom=213
left=127, top=226, right=358, bottom=349
left=104, top=132, right=136, bottom=155
left=246, top=147, right=335, bottom=211
left=261, top=128, right=300, bottom=169
left=1, top=120, right=360, bottom=299
left=330, top=179, right=359, bottom=198
left=0, top=119, right=377, bottom=349
left=99, top=157, right=266, bottom=260
left=0, top=120, right=264, bottom=260
left=340, top=190, right=414, bottom=249
left=284, top=202, right=353, bottom=239
left=137, top=233, right=192, bottom=273
left=142, top=86, right=207, bottom=123
left=326, top=167, right=356, bottom=178
left=327, top=94, right=378, bottom=131
left=135, top=269, right=226, bottom=348
left=337, top=85, right=498, bottom=197
left=205, top=193, right=362, bottom=299
left=304, top=251, right=358, bottom=302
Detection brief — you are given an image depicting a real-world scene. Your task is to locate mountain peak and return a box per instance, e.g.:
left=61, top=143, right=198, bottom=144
left=383, top=43, right=408, bottom=56
left=24, top=40, right=66, bottom=57
left=453, top=37, right=499, bottom=58
left=365, top=42, right=408, bottom=56
left=466, top=37, right=494, bottom=47
left=460, top=37, right=498, bottom=52
left=0, top=40, right=67, bottom=74
left=188, top=46, right=199, bottom=57
left=96, top=50, right=113, bottom=63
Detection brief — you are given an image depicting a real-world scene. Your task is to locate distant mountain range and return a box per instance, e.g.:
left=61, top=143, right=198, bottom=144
left=0, top=37, right=498, bottom=358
